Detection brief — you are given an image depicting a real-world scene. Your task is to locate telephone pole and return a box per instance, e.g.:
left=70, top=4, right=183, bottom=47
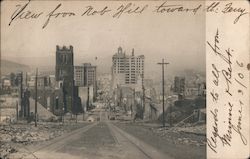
left=87, top=86, right=89, bottom=111
left=43, top=77, right=46, bottom=109
left=157, top=59, right=169, bottom=127
left=142, top=84, right=145, bottom=120
left=20, top=72, right=23, bottom=118
left=35, top=68, right=38, bottom=127
left=25, top=72, right=28, bottom=86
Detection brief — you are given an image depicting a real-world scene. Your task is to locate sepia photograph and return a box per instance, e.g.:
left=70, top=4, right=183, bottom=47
left=0, top=0, right=249, bottom=159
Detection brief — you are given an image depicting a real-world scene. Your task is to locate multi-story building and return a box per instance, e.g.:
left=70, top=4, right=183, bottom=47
left=74, top=63, right=96, bottom=87
left=112, top=47, right=144, bottom=87
left=83, top=63, right=96, bottom=87
left=55, top=45, right=74, bottom=112
left=74, top=63, right=97, bottom=104
left=74, top=66, right=85, bottom=87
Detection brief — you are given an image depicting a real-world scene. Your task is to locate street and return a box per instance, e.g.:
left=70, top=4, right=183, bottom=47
left=8, top=108, right=205, bottom=159
left=17, top=108, right=168, bottom=159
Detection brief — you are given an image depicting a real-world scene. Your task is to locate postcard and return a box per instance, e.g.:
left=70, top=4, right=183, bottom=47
left=0, top=0, right=249, bottom=159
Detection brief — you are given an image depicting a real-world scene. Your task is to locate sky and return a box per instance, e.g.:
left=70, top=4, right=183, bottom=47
left=1, top=0, right=205, bottom=78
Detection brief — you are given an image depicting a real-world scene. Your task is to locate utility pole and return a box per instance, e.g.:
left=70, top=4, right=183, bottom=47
left=119, top=88, right=122, bottom=107
left=87, top=86, right=89, bottom=111
left=25, top=72, right=28, bottom=87
left=35, top=68, right=38, bottom=127
left=20, top=72, right=23, bottom=118
left=62, top=79, right=65, bottom=124
left=83, top=99, right=85, bottom=121
left=142, top=82, right=145, bottom=120
left=131, top=88, right=135, bottom=117
left=170, top=103, right=172, bottom=127
left=71, top=79, right=74, bottom=120
left=0, top=102, right=1, bottom=122
left=16, top=101, right=18, bottom=121
left=43, top=77, right=46, bottom=109
left=62, top=107, right=64, bottom=124
left=157, top=59, right=169, bottom=127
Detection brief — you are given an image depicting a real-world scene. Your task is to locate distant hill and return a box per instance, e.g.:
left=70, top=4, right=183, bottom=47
left=0, top=59, right=30, bottom=76
left=1, top=55, right=112, bottom=75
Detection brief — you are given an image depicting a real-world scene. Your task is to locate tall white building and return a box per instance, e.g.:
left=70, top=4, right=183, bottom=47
left=112, top=47, right=144, bottom=87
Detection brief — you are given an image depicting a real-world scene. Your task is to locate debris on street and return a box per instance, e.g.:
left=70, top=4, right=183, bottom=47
left=0, top=122, right=84, bottom=159
left=150, top=123, right=206, bottom=147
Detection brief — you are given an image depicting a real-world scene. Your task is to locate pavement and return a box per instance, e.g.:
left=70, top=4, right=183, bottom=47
left=4, top=107, right=206, bottom=159
left=115, top=123, right=206, bottom=159
left=12, top=109, right=169, bottom=159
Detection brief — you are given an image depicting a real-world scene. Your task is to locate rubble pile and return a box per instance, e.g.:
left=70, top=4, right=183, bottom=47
left=0, top=122, right=83, bottom=159
left=172, top=124, right=206, bottom=135
left=0, top=143, right=17, bottom=159
left=150, top=124, right=206, bottom=147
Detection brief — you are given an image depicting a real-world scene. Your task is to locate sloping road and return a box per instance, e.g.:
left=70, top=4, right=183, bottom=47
left=21, top=109, right=171, bottom=159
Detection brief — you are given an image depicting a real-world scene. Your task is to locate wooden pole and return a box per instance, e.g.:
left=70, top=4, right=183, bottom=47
left=35, top=68, right=38, bottom=127
left=157, top=59, right=169, bottom=127
left=16, top=101, right=18, bottom=121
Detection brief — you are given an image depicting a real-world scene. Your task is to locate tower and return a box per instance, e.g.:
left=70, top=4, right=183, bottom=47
left=55, top=45, right=74, bottom=112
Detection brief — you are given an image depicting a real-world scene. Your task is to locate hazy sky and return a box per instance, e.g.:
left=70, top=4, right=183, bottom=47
left=1, top=0, right=205, bottom=77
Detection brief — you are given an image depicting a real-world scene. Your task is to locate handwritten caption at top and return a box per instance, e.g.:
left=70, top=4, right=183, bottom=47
left=8, top=1, right=248, bottom=29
